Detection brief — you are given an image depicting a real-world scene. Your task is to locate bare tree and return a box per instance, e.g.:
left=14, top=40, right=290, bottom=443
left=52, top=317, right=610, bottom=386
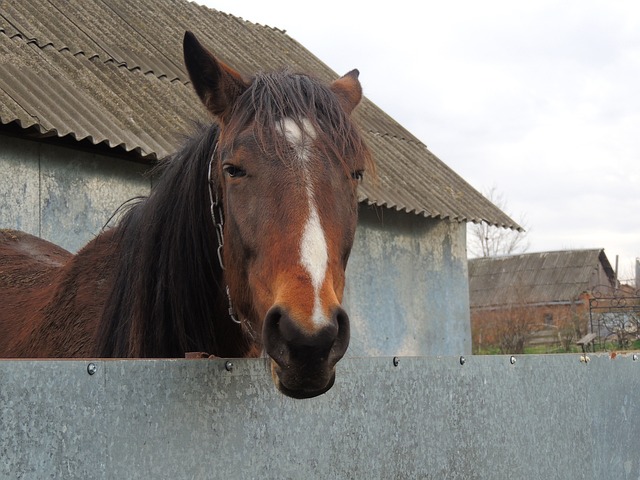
left=556, top=300, right=589, bottom=352
left=601, top=310, right=639, bottom=349
left=472, top=273, right=540, bottom=354
left=468, top=186, right=530, bottom=258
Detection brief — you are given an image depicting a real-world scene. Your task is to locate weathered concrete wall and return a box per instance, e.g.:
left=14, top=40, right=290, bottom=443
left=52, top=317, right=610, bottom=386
left=0, top=354, right=638, bottom=480
left=1, top=135, right=471, bottom=356
left=344, top=205, right=471, bottom=356
left=0, top=134, right=150, bottom=252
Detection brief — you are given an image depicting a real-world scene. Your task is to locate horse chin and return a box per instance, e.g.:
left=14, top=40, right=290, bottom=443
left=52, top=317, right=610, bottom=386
left=270, top=361, right=336, bottom=400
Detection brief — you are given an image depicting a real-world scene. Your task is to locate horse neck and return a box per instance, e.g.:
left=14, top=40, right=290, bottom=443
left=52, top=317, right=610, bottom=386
left=97, top=126, right=249, bottom=358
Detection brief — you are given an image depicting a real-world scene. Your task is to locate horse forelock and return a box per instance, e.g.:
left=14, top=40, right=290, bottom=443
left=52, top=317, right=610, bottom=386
left=218, top=70, right=373, bottom=174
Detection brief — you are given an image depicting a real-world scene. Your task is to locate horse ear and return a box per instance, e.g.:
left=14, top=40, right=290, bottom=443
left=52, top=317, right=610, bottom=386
left=183, top=31, right=249, bottom=122
left=330, top=69, right=362, bottom=115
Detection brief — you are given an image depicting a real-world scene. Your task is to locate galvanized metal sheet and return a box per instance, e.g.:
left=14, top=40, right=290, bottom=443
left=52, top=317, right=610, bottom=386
left=0, top=354, right=638, bottom=479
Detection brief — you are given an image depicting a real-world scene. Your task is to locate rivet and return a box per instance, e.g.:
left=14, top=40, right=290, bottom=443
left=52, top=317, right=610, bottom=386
left=459, top=356, right=466, bottom=366
left=392, top=357, right=400, bottom=367
left=633, top=354, right=638, bottom=362
left=87, top=363, right=97, bottom=375
left=509, top=356, right=517, bottom=365
left=224, top=360, right=234, bottom=372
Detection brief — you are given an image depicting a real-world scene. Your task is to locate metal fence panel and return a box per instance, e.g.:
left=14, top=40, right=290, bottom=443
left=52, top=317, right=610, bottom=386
left=1, top=355, right=638, bottom=479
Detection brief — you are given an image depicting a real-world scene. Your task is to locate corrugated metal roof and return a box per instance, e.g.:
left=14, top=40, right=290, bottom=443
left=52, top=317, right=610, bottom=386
left=0, top=0, right=518, bottom=227
left=468, top=250, right=616, bottom=308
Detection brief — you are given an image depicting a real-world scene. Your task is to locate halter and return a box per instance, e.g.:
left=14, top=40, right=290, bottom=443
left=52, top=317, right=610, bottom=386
left=208, top=151, right=241, bottom=325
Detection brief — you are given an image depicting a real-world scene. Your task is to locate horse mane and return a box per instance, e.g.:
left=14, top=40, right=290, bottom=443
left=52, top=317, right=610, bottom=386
left=96, top=123, right=246, bottom=358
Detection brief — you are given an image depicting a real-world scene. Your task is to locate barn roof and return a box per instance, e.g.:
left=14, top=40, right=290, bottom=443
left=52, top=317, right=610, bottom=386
left=468, top=249, right=616, bottom=308
left=0, top=0, right=517, bottom=228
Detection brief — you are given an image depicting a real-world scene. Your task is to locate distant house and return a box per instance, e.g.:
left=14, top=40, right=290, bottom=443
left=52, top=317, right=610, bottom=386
left=0, top=0, right=517, bottom=356
left=468, top=249, right=617, bottom=352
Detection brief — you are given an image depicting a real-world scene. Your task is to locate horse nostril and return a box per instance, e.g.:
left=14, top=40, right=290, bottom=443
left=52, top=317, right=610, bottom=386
left=328, top=306, right=350, bottom=364
left=263, top=306, right=288, bottom=365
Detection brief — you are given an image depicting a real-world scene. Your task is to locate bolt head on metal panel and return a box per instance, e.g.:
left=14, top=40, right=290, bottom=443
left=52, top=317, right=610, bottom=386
left=509, top=356, right=516, bottom=365
left=392, top=357, right=399, bottom=367
left=459, top=356, right=466, bottom=366
left=87, top=363, right=97, bottom=375
left=224, top=361, right=234, bottom=372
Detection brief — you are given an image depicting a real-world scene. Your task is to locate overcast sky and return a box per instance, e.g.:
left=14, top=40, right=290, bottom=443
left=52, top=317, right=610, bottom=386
left=198, top=0, right=639, bottom=281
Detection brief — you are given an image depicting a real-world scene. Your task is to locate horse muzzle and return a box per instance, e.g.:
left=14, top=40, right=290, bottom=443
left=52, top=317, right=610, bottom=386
left=263, top=305, right=350, bottom=399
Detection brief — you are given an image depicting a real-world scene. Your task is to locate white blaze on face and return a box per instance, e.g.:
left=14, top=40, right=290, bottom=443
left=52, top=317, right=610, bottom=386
left=278, top=117, right=329, bottom=327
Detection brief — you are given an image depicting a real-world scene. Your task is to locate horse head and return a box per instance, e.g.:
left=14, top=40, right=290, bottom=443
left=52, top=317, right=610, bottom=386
left=183, top=31, right=371, bottom=399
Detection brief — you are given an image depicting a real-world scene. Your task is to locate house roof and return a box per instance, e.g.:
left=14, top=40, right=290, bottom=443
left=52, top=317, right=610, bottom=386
left=468, top=249, right=616, bottom=308
left=0, top=0, right=518, bottom=228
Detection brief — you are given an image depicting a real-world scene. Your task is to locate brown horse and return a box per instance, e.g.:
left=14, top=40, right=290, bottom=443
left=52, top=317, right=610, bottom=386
left=0, top=31, right=372, bottom=399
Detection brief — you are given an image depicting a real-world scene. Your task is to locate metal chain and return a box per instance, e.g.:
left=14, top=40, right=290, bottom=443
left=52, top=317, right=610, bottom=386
left=208, top=155, right=225, bottom=270
left=208, top=152, right=241, bottom=325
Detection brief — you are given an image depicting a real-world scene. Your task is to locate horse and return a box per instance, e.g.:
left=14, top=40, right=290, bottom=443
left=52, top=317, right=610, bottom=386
left=0, top=31, right=373, bottom=399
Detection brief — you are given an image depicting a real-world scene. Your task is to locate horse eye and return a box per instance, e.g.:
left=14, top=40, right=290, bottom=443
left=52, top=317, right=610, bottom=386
left=223, top=165, right=246, bottom=178
left=351, top=170, right=364, bottom=182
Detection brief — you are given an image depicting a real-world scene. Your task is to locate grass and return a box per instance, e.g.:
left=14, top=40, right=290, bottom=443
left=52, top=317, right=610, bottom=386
left=474, top=339, right=640, bottom=355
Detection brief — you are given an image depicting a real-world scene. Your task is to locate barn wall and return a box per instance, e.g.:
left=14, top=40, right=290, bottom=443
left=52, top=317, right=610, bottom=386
left=1, top=355, right=638, bottom=479
left=0, top=134, right=151, bottom=252
left=344, top=205, right=471, bottom=356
